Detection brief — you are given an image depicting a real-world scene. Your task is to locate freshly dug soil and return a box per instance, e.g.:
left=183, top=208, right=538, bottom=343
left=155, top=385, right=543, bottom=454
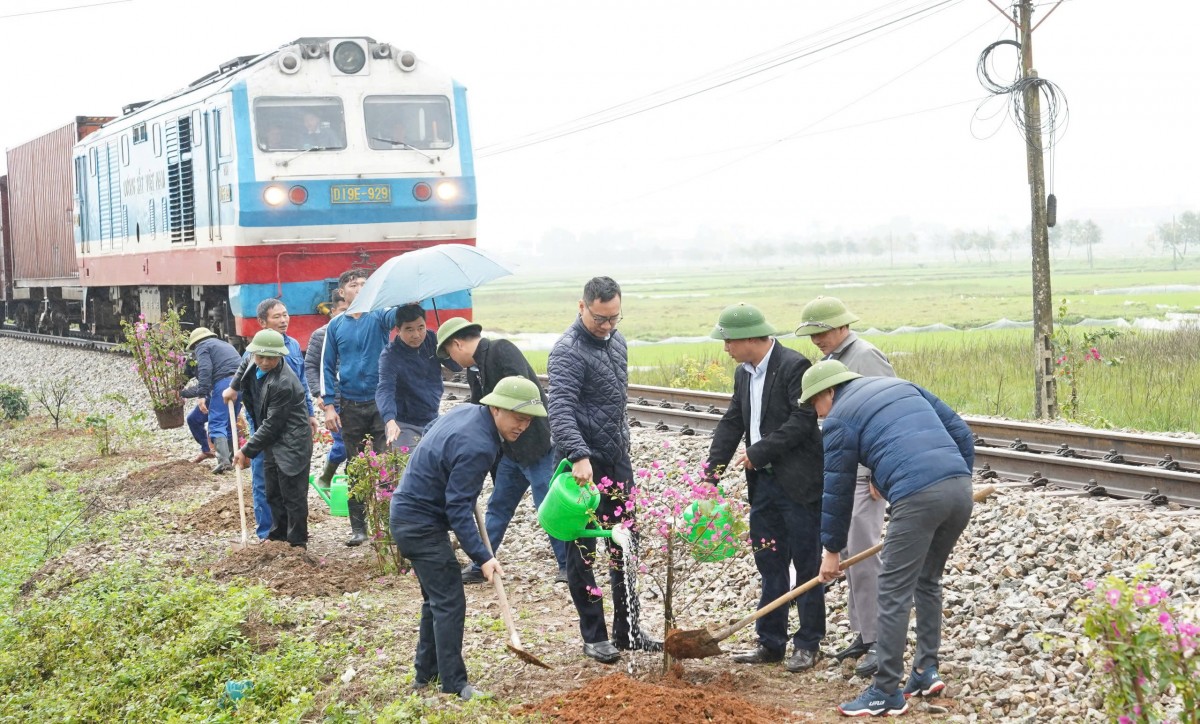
left=179, top=489, right=329, bottom=533
left=116, top=459, right=215, bottom=496
left=514, top=669, right=795, bottom=723
left=205, top=540, right=393, bottom=597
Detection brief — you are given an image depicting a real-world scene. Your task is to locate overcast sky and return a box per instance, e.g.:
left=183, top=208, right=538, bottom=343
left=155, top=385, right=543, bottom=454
left=1, top=0, right=1196, bottom=250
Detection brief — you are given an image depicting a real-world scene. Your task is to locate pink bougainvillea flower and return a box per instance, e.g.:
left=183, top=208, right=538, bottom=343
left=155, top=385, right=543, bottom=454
left=1106, top=589, right=1122, bottom=607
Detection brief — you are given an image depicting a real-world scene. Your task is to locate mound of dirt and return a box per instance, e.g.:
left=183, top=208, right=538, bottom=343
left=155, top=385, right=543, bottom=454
left=116, top=459, right=215, bottom=496
left=514, top=670, right=793, bottom=724
left=180, top=489, right=330, bottom=533
left=206, top=540, right=393, bottom=597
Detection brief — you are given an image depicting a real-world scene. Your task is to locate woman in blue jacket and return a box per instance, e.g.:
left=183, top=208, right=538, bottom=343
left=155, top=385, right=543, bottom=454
left=802, top=360, right=975, bottom=718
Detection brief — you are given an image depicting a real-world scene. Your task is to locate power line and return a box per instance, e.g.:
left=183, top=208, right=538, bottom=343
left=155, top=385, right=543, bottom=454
left=477, top=0, right=963, bottom=158
left=0, top=0, right=132, bottom=20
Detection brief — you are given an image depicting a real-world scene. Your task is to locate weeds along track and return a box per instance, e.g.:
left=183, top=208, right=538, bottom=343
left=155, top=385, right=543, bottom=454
left=447, top=378, right=1200, bottom=508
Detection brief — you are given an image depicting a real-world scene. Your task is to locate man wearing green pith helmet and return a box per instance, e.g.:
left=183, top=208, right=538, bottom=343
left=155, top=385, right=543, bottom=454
left=795, top=295, right=895, bottom=678
left=703, top=302, right=826, bottom=673
left=389, top=375, right=548, bottom=701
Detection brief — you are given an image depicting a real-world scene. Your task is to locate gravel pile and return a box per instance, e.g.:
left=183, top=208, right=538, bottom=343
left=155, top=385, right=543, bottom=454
left=5, top=337, right=1199, bottom=721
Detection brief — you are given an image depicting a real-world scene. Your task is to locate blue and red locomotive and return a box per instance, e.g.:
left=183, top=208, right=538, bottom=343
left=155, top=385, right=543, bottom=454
left=1, top=36, right=477, bottom=347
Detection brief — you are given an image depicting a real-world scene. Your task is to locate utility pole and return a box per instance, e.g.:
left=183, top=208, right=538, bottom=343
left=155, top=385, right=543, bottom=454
left=1020, top=0, right=1057, bottom=419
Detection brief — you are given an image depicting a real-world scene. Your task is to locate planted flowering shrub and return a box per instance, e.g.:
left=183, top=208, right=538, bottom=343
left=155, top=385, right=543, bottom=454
left=1076, top=570, right=1199, bottom=722
left=346, top=441, right=410, bottom=575
left=592, top=440, right=762, bottom=666
left=119, top=303, right=190, bottom=413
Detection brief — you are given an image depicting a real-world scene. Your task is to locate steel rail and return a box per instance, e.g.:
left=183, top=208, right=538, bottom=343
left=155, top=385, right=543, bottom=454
left=0, top=328, right=121, bottom=352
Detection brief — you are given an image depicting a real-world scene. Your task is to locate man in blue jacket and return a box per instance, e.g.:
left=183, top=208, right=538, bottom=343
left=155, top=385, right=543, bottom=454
left=390, top=376, right=547, bottom=701
left=803, top=361, right=975, bottom=717
left=547, top=276, right=658, bottom=665
left=181, top=327, right=242, bottom=474
left=320, top=269, right=394, bottom=546
left=704, top=303, right=824, bottom=673
left=375, top=304, right=457, bottom=450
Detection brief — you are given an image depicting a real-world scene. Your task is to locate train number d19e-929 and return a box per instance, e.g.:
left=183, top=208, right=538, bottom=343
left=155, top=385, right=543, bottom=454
left=1, top=36, right=476, bottom=348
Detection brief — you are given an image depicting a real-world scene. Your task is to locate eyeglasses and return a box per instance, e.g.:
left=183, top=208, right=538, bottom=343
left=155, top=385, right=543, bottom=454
left=587, top=310, right=622, bottom=327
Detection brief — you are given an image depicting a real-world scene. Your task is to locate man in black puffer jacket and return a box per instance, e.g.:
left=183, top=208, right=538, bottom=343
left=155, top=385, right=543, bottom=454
left=547, top=276, right=659, bottom=665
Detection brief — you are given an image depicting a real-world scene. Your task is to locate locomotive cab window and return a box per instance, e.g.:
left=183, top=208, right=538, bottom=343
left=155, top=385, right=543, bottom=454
left=254, top=97, right=347, bottom=151
left=364, top=96, right=452, bottom=151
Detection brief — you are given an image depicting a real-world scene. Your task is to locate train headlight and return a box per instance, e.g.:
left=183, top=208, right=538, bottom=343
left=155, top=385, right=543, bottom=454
left=332, top=41, right=367, bottom=75
left=435, top=182, right=458, bottom=202
left=263, top=185, right=287, bottom=206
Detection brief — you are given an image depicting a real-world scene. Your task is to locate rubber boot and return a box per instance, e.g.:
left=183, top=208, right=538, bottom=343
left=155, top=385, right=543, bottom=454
left=345, top=499, right=368, bottom=547
left=212, top=437, right=234, bottom=474
left=317, top=458, right=340, bottom=488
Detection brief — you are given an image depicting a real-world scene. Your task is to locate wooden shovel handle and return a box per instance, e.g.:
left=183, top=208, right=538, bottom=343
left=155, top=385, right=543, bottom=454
left=712, top=484, right=995, bottom=643
left=229, top=399, right=248, bottom=548
left=473, top=501, right=521, bottom=648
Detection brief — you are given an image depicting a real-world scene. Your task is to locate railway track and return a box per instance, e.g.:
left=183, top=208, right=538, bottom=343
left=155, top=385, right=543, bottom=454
left=0, top=327, right=121, bottom=352
left=4, top=331, right=1197, bottom=507
left=446, top=379, right=1200, bottom=508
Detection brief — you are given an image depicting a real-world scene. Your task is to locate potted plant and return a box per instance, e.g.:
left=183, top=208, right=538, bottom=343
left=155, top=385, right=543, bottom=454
left=119, top=303, right=191, bottom=429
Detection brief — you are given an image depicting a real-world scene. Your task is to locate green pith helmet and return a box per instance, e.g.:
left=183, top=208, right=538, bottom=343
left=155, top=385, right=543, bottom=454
left=435, top=316, right=482, bottom=359
left=186, top=327, right=218, bottom=350
left=245, top=329, right=287, bottom=358
left=794, top=296, right=860, bottom=337
left=799, top=359, right=862, bottom=403
left=710, top=303, right=779, bottom=340
left=480, top=376, right=547, bottom=417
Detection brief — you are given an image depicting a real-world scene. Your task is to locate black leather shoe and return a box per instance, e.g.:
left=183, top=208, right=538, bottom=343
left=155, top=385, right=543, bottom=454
left=785, top=648, right=820, bottom=672
left=583, top=640, right=621, bottom=664
left=613, top=636, right=663, bottom=653
left=732, top=645, right=785, bottom=664
left=833, top=633, right=869, bottom=661
left=461, top=566, right=486, bottom=585
left=854, top=646, right=878, bottom=678
left=554, top=568, right=568, bottom=584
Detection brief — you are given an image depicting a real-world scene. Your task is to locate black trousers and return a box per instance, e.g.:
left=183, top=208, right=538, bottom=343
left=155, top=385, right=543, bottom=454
left=564, top=454, right=645, bottom=645
left=392, top=521, right=469, bottom=695
left=339, top=400, right=385, bottom=531
left=264, top=456, right=310, bottom=547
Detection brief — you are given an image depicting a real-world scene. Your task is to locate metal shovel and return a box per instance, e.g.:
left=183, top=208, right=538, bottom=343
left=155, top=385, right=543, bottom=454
left=665, top=485, right=997, bottom=660
left=472, top=501, right=552, bottom=669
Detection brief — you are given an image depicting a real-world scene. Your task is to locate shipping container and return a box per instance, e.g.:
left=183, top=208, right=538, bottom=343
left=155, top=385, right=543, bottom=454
left=4, top=117, right=109, bottom=287
left=1, top=175, right=11, bottom=302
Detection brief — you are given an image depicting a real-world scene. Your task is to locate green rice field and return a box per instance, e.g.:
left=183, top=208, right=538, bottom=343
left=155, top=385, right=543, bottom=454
left=472, top=257, right=1200, bottom=433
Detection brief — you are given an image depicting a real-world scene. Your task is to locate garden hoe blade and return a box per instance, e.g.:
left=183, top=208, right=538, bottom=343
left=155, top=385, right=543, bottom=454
left=665, top=485, right=996, bottom=660
left=473, top=502, right=552, bottom=669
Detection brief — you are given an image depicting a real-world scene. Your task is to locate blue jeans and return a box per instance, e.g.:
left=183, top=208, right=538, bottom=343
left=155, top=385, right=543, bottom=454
left=470, top=449, right=567, bottom=571
left=748, top=472, right=826, bottom=653
left=392, top=520, right=470, bottom=695
left=251, top=454, right=271, bottom=539
left=185, top=377, right=240, bottom=450
left=328, top=405, right=346, bottom=465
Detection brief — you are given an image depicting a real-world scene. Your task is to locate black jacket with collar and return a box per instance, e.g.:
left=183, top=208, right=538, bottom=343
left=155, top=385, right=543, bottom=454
left=231, top=359, right=313, bottom=477
left=466, top=337, right=552, bottom=464
left=704, top=342, right=823, bottom=506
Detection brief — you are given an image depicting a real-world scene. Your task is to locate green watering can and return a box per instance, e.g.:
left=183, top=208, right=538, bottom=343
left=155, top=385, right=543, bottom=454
left=309, top=474, right=350, bottom=517
left=680, top=496, right=738, bottom=562
left=538, top=459, right=631, bottom=548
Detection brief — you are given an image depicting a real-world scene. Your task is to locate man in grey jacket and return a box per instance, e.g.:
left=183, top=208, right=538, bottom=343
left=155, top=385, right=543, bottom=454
left=795, top=295, right=895, bottom=677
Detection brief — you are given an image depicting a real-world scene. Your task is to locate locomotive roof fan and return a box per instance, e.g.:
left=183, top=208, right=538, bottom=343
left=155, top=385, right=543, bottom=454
left=330, top=39, right=369, bottom=76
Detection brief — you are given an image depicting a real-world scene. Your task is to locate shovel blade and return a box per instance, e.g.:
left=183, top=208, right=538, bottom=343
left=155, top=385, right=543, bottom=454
left=507, top=642, right=552, bottom=669
left=664, top=627, right=724, bottom=660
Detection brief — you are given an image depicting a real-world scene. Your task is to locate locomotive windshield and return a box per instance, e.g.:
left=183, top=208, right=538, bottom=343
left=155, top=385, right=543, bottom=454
left=364, top=96, right=453, bottom=151
left=254, top=97, right=347, bottom=151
